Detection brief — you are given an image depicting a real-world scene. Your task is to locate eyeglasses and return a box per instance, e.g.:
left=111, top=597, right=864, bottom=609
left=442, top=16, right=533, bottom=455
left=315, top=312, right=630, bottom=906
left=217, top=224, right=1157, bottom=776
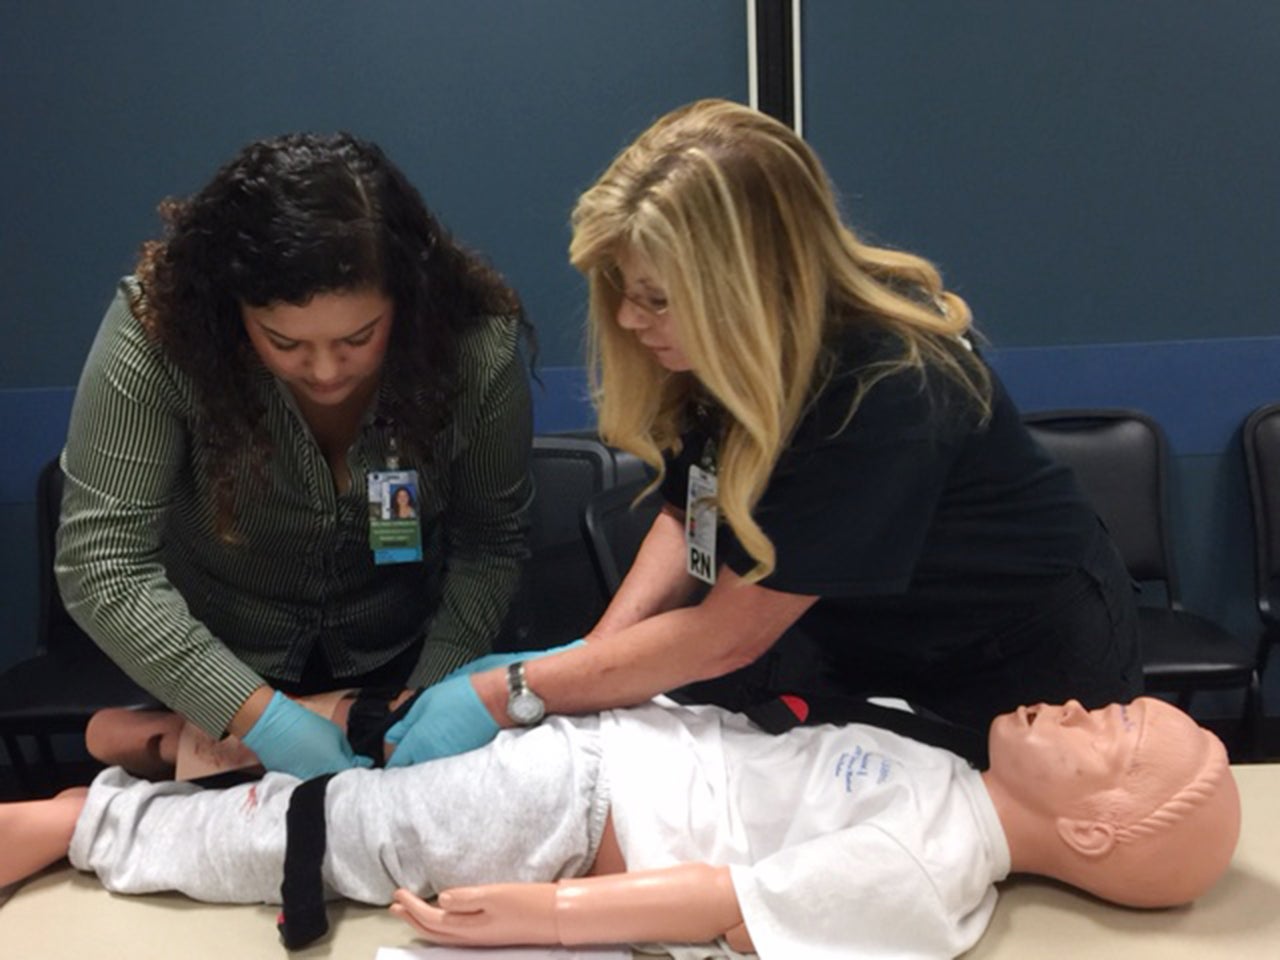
left=602, top=267, right=670, bottom=317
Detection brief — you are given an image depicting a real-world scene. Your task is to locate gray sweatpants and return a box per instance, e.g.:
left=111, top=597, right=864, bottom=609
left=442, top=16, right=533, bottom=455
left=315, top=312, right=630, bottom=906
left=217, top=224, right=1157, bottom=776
left=68, top=716, right=609, bottom=905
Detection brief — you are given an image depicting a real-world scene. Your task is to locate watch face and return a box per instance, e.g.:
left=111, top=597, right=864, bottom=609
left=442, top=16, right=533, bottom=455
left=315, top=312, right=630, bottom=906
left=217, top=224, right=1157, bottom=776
left=509, top=690, right=545, bottom=725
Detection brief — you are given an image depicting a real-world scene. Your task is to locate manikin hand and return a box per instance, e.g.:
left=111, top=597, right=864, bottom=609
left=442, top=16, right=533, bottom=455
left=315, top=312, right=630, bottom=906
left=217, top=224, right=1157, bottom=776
left=390, top=885, right=558, bottom=946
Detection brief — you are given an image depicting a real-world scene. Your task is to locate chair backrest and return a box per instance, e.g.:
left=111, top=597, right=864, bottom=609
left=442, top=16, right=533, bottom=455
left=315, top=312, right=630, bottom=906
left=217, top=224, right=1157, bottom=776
left=1023, top=409, right=1179, bottom=600
left=1243, top=402, right=1280, bottom=627
left=584, top=477, right=662, bottom=598
left=36, top=456, right=100, bottom=657
left=512, top=435, right=650, bottom=648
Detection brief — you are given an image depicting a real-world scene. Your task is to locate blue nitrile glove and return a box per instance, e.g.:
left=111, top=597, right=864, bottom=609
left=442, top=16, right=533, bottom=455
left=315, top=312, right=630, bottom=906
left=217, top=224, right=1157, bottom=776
left=440, top=639, right=587, bottom=682
left=384, top=672, right=499, bottom=767
left=386, top=641, right=585, bottom=768
left=241, top=690, right=375, bottom=778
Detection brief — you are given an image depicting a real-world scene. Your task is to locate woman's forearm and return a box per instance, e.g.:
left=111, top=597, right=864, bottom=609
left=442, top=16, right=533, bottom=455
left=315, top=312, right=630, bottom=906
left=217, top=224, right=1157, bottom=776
left=418, top=326, right=534, bottom=685
left=57, top=291, right=267, bottom=736
left=586, top=505, right=699, bottom=639
left=473, top=566, right=817, bottom=720
left=225, top=685, right=275, bottom=739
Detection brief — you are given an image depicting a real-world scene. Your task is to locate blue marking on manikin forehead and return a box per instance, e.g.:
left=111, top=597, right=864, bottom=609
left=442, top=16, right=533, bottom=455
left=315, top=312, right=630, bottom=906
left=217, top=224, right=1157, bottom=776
left=1120, top=703, right=1135, bottom=732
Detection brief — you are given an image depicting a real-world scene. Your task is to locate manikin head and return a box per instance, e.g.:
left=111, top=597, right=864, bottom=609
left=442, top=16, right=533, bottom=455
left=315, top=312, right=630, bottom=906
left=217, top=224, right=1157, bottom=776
left=983, top=697, right=1240, bottom=908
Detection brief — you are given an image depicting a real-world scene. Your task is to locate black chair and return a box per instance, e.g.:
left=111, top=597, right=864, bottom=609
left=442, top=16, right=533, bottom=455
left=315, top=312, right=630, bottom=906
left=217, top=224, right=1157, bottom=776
left=584, top=476, right=662, bottom=597
left=0, top=458, right=154, bottom=794
left=501, top=435, right=651, bottom=650
left=1243, top=402, right=1280, bottom=685
left=1023, top=409, right=1262, bottom=755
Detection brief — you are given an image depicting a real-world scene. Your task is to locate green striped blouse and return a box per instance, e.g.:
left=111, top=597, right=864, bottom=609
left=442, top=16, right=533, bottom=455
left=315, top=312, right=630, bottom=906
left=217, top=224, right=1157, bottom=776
left=56, top=280, right=533, bottom=735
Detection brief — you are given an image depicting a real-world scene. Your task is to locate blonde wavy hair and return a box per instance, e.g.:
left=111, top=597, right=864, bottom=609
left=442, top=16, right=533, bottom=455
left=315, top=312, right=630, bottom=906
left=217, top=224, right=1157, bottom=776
left=570, top=99, right=990, bottom=582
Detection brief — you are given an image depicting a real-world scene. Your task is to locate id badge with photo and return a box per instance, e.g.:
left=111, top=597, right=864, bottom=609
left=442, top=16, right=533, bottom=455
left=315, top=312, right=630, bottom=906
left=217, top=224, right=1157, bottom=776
left=685, top=463, right=718, bottom=585
left=367, top=469, right=423, bottom=565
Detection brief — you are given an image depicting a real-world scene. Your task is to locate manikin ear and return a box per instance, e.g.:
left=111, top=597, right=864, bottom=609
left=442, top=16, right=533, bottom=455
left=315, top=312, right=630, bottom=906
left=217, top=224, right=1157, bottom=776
left=1055, top=817, right=1118, bottom=858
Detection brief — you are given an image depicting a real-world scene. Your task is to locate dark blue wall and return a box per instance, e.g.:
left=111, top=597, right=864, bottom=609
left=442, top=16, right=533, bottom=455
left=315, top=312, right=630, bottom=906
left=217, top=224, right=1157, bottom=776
left=804, top=0, right=1279, bottom=346
left=3, top=0, right=746, bottom=383
left=804, top=0, right=1280, bottom=713
left=0, top=0, right=745, bottom=670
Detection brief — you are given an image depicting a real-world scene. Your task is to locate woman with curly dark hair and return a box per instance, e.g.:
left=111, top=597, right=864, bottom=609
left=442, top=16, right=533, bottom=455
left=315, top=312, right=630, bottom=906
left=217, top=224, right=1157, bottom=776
left=56, top=133, right=535, bottom=779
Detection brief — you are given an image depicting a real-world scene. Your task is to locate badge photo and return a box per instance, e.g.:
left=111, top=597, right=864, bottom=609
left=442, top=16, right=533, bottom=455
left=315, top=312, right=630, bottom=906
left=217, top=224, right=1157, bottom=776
left=367, top=469, right=424, bottom=565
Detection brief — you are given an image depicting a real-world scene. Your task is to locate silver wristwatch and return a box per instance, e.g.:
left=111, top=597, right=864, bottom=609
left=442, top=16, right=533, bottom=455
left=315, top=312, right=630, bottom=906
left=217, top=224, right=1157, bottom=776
left=505, top=661, right=546, bottom=726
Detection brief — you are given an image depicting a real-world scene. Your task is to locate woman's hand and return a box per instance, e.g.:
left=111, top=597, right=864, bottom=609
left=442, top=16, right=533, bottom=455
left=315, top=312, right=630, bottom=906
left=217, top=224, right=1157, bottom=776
left=390, top=884, right=558, bottom=946
left=240, top=691, right=373, bottom=778
left=384, top=673, right=500, bottom=767
left=386, top=641, right=584, bottom=767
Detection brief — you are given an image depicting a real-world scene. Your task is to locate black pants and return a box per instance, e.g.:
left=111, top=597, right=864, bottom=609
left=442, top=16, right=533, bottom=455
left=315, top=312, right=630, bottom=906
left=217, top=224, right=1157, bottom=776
left=913, top=535, right=1142, bottom=730
left=675, top=523, right=1142, bottom=734
left=271, top=640, right=423, bottom=698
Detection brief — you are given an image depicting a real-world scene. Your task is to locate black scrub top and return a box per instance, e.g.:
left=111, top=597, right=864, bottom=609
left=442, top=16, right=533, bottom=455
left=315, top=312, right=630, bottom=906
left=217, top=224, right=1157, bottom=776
left=661, top=326, right=1104, bottom=678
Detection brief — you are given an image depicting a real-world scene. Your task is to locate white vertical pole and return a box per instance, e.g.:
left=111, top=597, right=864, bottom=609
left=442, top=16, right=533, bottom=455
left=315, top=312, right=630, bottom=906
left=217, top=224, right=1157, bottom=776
left=747, top=0, right=759, bottom=110
left=792, top=0, right=803, bottom=136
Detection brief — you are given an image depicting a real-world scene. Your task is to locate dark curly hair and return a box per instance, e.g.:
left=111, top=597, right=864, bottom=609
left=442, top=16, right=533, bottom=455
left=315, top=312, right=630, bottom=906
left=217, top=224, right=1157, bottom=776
left=132, top=132, right=527, bottom=537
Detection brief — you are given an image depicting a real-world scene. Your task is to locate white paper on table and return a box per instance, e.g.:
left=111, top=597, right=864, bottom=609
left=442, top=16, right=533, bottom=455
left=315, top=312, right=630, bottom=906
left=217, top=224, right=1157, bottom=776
left=376, top=946, right=631, bottom=960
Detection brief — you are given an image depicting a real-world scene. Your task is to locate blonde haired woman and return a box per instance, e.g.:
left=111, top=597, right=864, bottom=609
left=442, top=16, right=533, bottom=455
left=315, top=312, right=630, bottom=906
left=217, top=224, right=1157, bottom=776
left=385, top=100, right=1141, bottom=765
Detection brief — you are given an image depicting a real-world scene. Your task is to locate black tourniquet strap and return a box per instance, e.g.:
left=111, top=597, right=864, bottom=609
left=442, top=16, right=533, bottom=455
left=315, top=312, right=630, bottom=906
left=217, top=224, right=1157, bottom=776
left=346, top=686, right=400, bottom=761
left=745, top=695, right=989, bottom=769
left=277, top=773, right=337, bottom=949
left=347, top=687, right=424, bottom=764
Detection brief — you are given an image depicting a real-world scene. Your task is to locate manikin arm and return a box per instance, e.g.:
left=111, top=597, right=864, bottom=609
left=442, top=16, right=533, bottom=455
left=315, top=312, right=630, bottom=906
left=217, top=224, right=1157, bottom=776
left=84, top=689, right=412, bottom=780
left=0, top=788, right=89, bottom=888
left=390, top=863, right=753, bottom=952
